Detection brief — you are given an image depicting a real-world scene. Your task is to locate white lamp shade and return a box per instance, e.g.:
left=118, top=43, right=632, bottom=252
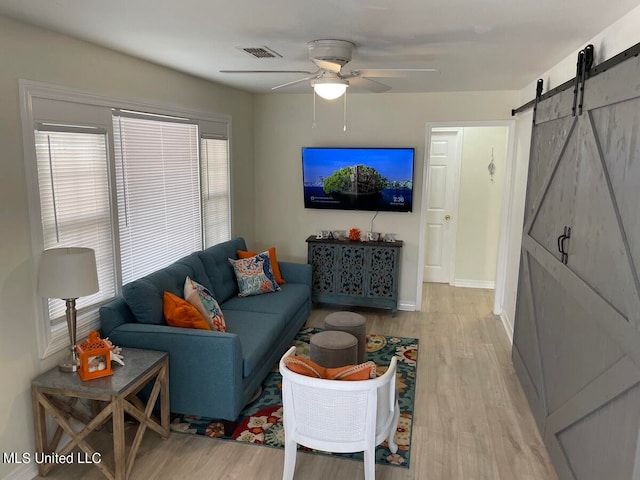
left=313, top=77, right=349, bottom=100
left=38, top=247, right=99, bottom=299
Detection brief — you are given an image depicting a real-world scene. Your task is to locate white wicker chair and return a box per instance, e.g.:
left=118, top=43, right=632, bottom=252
left=279, top=346, right=400, bottom=480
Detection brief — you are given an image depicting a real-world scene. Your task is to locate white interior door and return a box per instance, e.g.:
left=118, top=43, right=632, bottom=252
left=424, top=129, right=461, bottom=283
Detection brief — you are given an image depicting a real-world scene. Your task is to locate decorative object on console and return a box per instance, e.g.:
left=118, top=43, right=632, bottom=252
left=229, top=251, right=281, bottom=297
left=384, top=233, right=397, bottom=242
left=37, top=247, right=99, bottom=373
left=184, top=276, right=227, bottom=332
left=349, top=228, right=361, bottom=241
left=366, top=231, right=382, bottom=242
left=332, top=230, right=347, bottom=240
left=76, top=330, right=113, bottom=381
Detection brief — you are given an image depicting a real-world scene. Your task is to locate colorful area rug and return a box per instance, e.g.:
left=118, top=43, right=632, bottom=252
left=171, top=327, right=419, bottom=469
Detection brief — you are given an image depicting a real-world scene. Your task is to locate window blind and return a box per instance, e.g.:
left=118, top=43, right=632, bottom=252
left=201, top=136, right=231, bottom=248
left=34, top=128, right=115, bottom=324
left=113, top=113, right=201, bottom=284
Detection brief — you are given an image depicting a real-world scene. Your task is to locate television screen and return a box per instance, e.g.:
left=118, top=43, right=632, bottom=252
left=302, top=147, right=414, bottom=212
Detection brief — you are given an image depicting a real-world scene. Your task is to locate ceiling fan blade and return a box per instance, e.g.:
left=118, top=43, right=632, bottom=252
left=311, top=58, right=343, bottom=73
left=347, top=76, right=391, bottom=93
left=220, top=70, right=314, bottom=74
left=350, top=68, right=438, bottom=78
left=272, top=74, right=321, bottom=91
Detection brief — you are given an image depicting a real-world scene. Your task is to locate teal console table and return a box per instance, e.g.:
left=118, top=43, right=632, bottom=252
left=306, top=235, right=402, bottom=315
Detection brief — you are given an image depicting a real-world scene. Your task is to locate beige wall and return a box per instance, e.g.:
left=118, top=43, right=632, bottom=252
left=253, top=91, right=518, bottom=308
left=501, top=3, right=640, bottom=339
left=455, top=126, right=509, bottom=285
left=0, top=15, right=254, bottom=478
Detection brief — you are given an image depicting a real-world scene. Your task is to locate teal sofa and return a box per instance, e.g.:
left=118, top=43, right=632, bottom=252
left=99, top=237, right=312, bottom=421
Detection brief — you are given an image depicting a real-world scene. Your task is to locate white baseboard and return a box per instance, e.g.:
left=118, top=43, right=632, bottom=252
left=397, top=302, right=417, bottom=312
left=499, top=311, right=514, bottom=344
left=453, top=279, right=496, bottom=289
left=2, top=462, right=37, bottom=480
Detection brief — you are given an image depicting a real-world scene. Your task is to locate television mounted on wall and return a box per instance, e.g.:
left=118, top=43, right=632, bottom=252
left=302, top=147, right=414, bottom=212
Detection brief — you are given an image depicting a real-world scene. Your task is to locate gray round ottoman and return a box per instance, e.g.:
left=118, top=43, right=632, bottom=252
left=310, top=330, right=358, bottom=368
left=324, top=311, right=367, bottom=363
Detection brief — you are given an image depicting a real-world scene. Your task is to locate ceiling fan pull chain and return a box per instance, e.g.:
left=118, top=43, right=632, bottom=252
left=312, top=91, right=317, bottom=128
left=343, top=90, right=347, bottom=132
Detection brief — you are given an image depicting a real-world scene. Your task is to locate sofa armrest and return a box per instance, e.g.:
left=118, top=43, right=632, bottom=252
left=108, top=323, right=244, bottom=420
left=279, top=261, right=311, bottom=288
left=100, top=297, right=136, bottom=337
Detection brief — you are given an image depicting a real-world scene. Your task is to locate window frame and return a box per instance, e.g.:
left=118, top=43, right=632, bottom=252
left=34, top=124, right=117, bottom=327
left=20, top=80, right=232, bottom=358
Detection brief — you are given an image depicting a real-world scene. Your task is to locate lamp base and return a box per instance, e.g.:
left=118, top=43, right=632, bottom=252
left=58, top=347, right=79, bottom=373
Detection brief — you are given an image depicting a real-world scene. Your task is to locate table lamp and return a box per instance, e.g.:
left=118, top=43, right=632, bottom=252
left=38, top=247, right=99, bottom=372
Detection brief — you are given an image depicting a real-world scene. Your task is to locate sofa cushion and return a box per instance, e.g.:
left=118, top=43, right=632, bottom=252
left=123, top=262, right=195, bottom=325
left=223, top=310, right=284, bottom=377
left=222, top=283, right=309, bottom=328
left=197, top=237, right=247, bottom=303
left=175, top=252, right=213, bottom=293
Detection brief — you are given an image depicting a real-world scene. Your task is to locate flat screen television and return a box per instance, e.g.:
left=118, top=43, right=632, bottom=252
left=302, top=147, right=414, bottom=212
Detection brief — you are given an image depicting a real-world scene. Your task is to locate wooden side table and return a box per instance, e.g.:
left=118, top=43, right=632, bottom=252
left=31, top=348, right=169, bottom=480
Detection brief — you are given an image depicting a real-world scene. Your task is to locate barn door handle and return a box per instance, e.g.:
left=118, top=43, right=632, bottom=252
left=561, top=227, right=571, bottom=264
left=557, top=226, right=571, bottom=264
left=557, top=232, right=565, bottom=256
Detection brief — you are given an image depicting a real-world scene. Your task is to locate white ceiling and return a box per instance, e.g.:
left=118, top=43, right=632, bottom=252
left=1, top=0, right=639, bottom=95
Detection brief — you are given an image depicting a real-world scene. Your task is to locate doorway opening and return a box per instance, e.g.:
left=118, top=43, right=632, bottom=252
left=416, top=121, right=516, bottom=318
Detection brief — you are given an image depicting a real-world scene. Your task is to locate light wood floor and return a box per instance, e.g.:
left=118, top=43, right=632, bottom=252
left=36, top=284, right=558, bottom=480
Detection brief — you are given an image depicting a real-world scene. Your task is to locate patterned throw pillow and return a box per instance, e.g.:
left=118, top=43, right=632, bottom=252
left=184, top=276, right=226, bottom=332
left=237, top=247, right=286, bottom=285
left=228, top=251, right=281, bottom=297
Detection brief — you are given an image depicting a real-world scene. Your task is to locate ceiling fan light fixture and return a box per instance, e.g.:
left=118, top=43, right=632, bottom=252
left=312, top=77, right=349, bottom=100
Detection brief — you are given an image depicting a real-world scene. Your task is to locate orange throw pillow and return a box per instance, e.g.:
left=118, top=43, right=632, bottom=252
left=326, top=362, right=377, bottom=381
left=283, top=356, right=377, bottom=381
left=283, top=356, right=326, bottom=378
left=237, top=247, right=286, bottom=285
left=163, top=291, right=212, bottom=330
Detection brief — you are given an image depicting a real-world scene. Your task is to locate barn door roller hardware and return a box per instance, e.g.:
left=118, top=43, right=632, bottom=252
left=573, top=45, right=595, bottom=116
left=510, top=40, right=640, bottom=117
left=531, top=79, right=544, bottom=125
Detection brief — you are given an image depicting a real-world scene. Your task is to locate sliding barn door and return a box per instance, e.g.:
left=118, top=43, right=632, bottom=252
left=513, top=55, right=640, bottom=480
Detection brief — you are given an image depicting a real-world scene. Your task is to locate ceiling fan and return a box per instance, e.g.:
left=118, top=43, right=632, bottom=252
left=221, top=39, right=438, bottom=99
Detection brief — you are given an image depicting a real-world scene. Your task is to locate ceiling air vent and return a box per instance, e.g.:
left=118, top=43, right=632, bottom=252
left=239, top=46, right=282, bottom=59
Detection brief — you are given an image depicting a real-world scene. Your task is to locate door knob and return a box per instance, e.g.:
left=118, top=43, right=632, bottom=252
left=444, top=215, right=452, bottom=221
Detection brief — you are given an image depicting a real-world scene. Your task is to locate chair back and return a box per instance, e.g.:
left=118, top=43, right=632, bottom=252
left=279, top=346, right=397, bottom=453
